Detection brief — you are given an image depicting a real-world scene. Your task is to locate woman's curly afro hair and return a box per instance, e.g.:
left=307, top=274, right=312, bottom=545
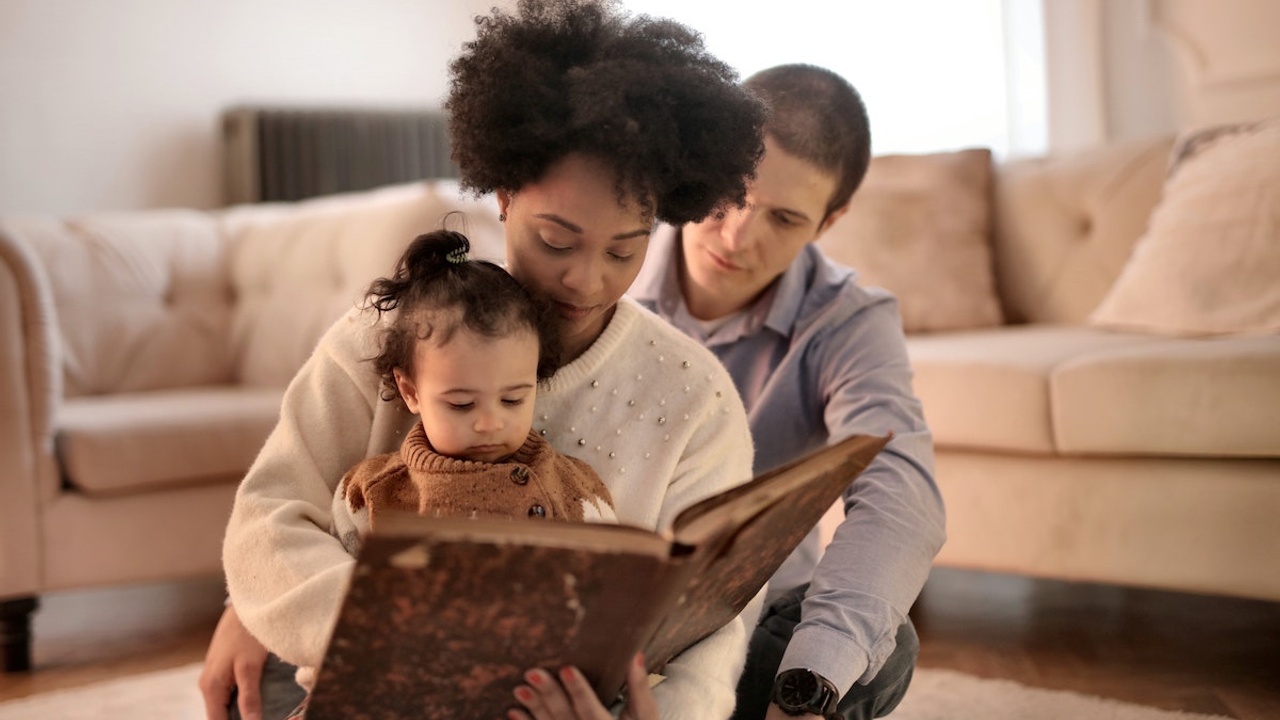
left=446, top=0, right=766, bottom=225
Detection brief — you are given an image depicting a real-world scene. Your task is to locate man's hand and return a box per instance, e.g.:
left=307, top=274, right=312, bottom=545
left=198, top=605, right=269, bottom=720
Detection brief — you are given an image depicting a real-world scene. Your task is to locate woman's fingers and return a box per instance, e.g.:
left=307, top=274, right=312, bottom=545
left=199, top=605, right=268, bottom=720
left=620, top=653, right=658, bottom=720
left=557, top=666, right=611, bottom=719
left=231, top=657, right=265, bottom=720
left=508, top=666, right=611, bottom=720
left=197, top=665, right=232, bottom=720
left=510, top=669, right=565, bottom=720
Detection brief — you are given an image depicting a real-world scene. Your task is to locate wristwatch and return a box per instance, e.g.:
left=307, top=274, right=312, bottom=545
left=771, top=668, right=840, bottom=717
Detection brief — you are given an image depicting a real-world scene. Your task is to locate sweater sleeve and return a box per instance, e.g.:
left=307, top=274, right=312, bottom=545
left=650, top=587, right=765, bottom=720
left=330, top=452, right=404, bottom=557
left=223, top=309, right=394, bottom=669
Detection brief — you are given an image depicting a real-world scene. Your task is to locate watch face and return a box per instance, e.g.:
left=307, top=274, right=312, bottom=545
left=774, top=668, right=839, bottom=716
left=779, top=670, right=822, bottom=707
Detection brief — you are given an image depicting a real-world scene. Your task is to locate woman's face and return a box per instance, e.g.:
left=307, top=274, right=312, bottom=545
left=499, top=154, right=653, bottom=362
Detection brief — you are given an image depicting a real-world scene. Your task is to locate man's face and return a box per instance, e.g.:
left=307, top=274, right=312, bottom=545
left=679, top=136, right=846, bottom=320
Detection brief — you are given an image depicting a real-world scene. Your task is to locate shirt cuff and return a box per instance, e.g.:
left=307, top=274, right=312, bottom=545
left=777, top=624, right=870, bottom=699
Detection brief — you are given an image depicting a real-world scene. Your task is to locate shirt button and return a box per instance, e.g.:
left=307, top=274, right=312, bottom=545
left=510, top=467, right=529, bottom=485
left=528, top=504, right=546, bottom=518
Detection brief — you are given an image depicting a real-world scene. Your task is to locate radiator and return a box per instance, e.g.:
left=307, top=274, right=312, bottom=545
left=221, top=106, right=458, bottom=204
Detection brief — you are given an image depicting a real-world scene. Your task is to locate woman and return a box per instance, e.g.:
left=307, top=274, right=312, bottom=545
left=200, top=2, right=767, bottom=719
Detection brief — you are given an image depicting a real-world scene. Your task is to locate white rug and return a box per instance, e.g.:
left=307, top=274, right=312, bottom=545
left=0, top=664, right=1230, bottom=720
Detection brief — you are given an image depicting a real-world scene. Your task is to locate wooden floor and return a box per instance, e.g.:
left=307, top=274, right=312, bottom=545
left=2, top=568, right=1278, bottom=718
left=911, top=568, right=1280, bottom=719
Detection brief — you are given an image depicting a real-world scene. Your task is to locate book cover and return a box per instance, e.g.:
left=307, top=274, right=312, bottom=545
left=305, top=433, right=890, bottom=719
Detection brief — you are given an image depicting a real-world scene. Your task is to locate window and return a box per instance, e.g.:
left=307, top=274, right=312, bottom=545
left=622, top=0, right=1046, bottom=158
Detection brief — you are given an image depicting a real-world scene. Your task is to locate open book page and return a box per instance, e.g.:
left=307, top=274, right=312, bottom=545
left=305, top=434, right=890, bottom=719
left=669, top=434, right=891, bottom=546
left=641, top=434, right=890, bottom=669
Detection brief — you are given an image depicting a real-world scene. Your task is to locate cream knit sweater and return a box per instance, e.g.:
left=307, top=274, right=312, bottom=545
left=223, top=297, right=759, bottom=719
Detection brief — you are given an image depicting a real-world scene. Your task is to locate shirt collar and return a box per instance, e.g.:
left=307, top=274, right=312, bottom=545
left=630, top=223, right=679, bottom=310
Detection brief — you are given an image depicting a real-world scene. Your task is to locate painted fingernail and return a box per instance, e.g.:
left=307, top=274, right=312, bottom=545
left=514, top=686, right=535, bottom=702
left=525, top=669, right=547, bottom=687
left=559, top=666, right=577, bottom=684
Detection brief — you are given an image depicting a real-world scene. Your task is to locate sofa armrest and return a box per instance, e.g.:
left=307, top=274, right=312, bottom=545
left=0, top=227, right=62, bottom=598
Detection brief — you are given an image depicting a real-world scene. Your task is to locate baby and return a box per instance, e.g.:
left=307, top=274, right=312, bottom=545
left=281, top=230, right=617, bottom=717
left=330, top=229, right=616, bottom=556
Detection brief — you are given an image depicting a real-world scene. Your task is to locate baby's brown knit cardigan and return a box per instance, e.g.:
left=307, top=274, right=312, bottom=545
left=340, top=422, right=614, bottom=529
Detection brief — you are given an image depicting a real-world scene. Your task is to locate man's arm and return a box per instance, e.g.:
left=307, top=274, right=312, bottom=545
left=782, top=296, right=945, bottom=694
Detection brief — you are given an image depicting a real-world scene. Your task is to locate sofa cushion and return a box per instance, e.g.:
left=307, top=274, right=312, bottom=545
left=817, top=149, right=1003, bottom=333
left=906, top=326, right=1163, bottom=453
left=222, top=181, right=503, bottom=388
left=1052, top=334, right=1280, bottom=457
left=992, top=137, right=1171, bottom=324
left=2, top=211, right=235, bottom=397
left=56, top=386, right=284, bottom=495
left=1089, top=119, right=1280, bottom=336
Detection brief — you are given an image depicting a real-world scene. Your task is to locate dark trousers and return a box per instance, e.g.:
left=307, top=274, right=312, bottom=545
left=731, top=584, right=918, bottom=720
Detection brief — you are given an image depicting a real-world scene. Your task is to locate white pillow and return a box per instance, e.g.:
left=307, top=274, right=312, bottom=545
left=1089, top=119, right=1280, bottom=336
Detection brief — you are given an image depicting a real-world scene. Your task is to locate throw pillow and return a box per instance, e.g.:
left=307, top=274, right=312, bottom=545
left=1089, top=118, right=1280, bottom=336
left=816, top=148, right=1003, bottom=333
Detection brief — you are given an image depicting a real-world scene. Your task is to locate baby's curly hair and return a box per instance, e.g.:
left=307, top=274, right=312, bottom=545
left=366, top=230, right=562, bottom=404
left=447, top=0, right=766, bottom=225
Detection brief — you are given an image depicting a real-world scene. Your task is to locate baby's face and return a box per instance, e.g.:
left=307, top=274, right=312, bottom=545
left=401, top=327, right=540, bottom=463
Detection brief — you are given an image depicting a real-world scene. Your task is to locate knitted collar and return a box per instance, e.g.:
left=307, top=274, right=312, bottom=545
left=399, top=422, right=546, bottom=472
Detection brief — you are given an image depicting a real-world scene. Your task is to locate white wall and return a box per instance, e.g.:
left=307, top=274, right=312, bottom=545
left=1042, top=0, right=1180, bottom=154
left=0, top=0, right=497, bottom=214
left=625, top=0, right=1023, bottom=157
left=1043, top=0, right=1278, bottom=154
left=1153, top=0, right=1280, bottom=127
left=1102, top=0, right=1179, bottom=142
left=6, top=0, right=1238, bottom=216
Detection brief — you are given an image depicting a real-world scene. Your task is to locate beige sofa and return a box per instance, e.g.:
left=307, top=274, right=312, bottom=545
left=0, top=182, right=505, bottom=670
left=818, top=133, right=1280, bottom=604
left=2, top=132, right=1277, bottom=671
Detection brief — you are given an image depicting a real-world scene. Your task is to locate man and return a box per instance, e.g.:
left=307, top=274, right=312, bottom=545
left=630, top=64, right=945, bottom=720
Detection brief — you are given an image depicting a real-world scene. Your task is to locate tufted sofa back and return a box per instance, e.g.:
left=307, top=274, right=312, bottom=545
left=6, top=211, right=234, bottom=398
left=220, top=182, right=503, bottom=387
left=2, top=181, right=503, bottom=399
left=991, top=136, right=1173, bottom=325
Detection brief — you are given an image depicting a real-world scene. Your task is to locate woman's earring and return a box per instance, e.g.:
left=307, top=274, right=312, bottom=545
left=499, top=213, right=506, bottom=222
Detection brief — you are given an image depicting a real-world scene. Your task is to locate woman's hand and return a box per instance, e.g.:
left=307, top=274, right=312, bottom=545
left=507, top=652, right=657, bottom=720
left=199, top=604, right=269, bottom=720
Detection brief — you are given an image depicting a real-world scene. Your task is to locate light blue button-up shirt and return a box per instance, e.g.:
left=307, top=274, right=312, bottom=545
left=630, top=225, right=945, bottom=694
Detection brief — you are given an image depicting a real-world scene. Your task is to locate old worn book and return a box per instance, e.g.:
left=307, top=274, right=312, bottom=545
left=305, top=433, right=890, bottom=720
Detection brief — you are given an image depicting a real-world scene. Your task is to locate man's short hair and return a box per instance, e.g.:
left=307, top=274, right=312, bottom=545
left=744, top=64, right=871, bottom=221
